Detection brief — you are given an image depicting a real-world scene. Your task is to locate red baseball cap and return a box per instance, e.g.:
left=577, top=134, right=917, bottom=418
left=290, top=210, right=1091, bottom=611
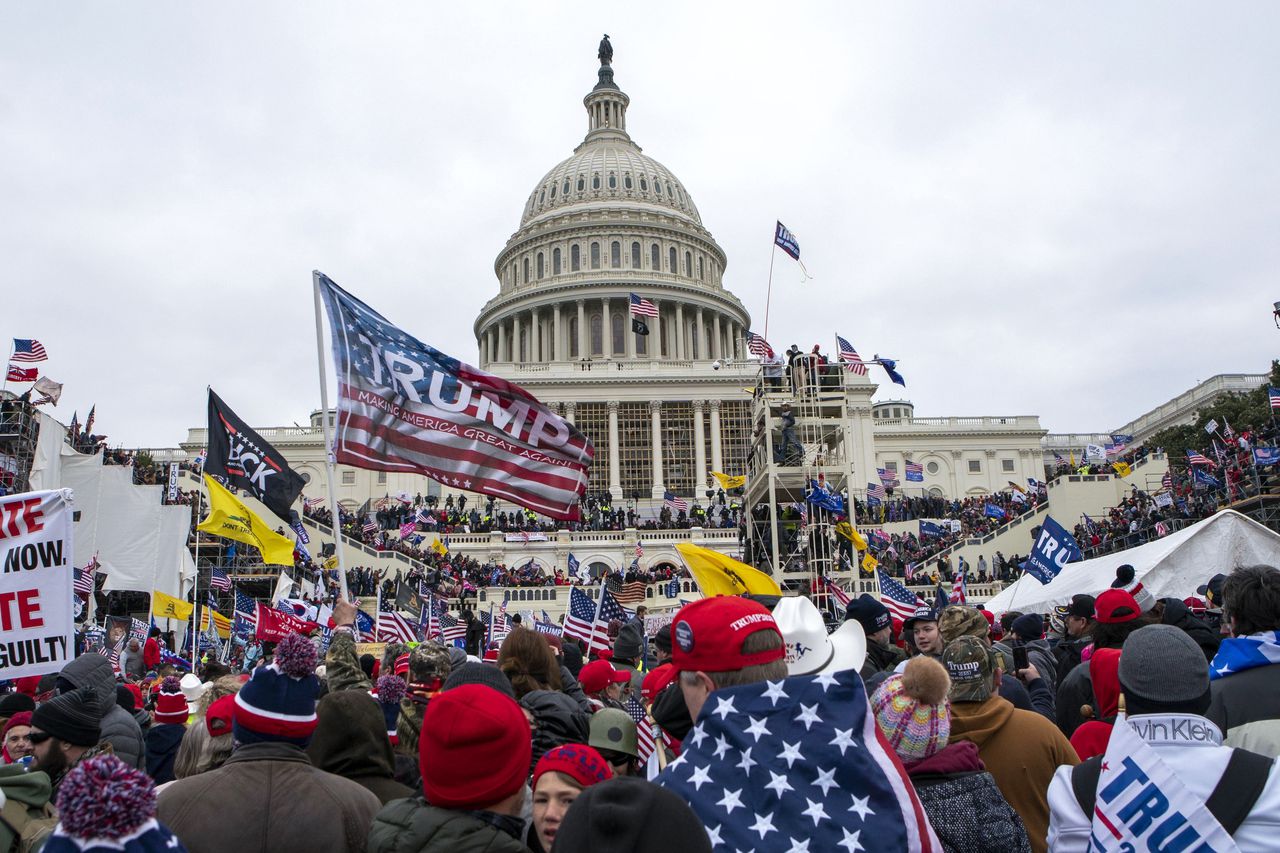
left=1095, top=589, right=1141, bottom=624
left=579, top=660, right=630, bottom=695
left=670, top=596, right=785, bottom=673
left=641, top=663, right=677, bottom=703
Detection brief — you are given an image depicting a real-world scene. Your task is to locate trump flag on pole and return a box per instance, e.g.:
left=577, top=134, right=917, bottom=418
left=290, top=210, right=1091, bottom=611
left=1023, top=515, right=1081, bottom=584
left=316, top=273, right=593, bottom=521
left=0, top=490, right=75, bottom=680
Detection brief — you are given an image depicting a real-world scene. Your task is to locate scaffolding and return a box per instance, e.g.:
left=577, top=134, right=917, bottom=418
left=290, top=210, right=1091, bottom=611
left=0, top=393, right=40, bottom=494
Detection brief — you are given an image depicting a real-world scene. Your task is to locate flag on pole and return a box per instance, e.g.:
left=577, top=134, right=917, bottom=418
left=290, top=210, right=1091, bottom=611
left=663, top=490, right=688, bottom=513
left=629, top=293, right=658, bottom=317
left=377, top=610, right=417, bottom=644
left=6, top=365, right=37, bottom=382
left=209, top=565, right=232, bottom=592
left=11, top=339, right=48, bottom=362
left=866, top=482, right=886, bottom=501
left=1269, top=387, right=1280, bottom=411
left=197, top=474, right=298, bottom=566
left=205, top=389, right=306, bottom=524
left=904, top=461, right=923, bottom=481
left=1186, top=450, right=1213, bottom=467
left=73, top=556, right=99, bottom=598
left=710, top=471, right=746, bottom=490
left=949, top=574, right=967, bottom=605
left=835, top=335, right=868, bottom=376
left=877, top=569, right=922, bottom=621
left=316, top=273, right=593, bottom=521
left=152, top=590, right=193, bottom=621
left=872, top=356, right=906, bottom=387
left=773, top=221, right=811, bottom=278
left=745, top=331, right=774, bottom=358
left=823, top=577, right=852, bottom=609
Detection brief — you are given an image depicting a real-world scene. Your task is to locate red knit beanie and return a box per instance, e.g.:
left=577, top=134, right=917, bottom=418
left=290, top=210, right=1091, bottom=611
left=153, top=690, right=189, bottom=726
left=420, top=684, right=531, bottom=810
left=532, top=744, right=612, bottom=791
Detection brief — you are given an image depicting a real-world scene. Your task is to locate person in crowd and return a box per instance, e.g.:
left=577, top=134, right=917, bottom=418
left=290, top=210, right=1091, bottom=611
left=1109, top=564, right=1156, bottom=614
left=1198, top=572, right=1228, bottom=635
left=0, top=745, right=53, bottom=850
left=1007, top=613, right=1058, bottom=693
left=611, top=617, right=646, bottom=691
left=651, top=623, right=673, bottom=667
left=940, top=606, right=1051, bottom=719
left=367, top=684, right=532, bottom=853
left=905, top=604, right=944, bottom=660
left=28, top=688, right=104, bottom=802
left=144, top=677, right=188, bottom=785
left=118, top=684, right=151, bottom=735
left=119, top=638, right=147, bottom=681
left=555, top=776, right=712, bottom=853
left=1048, top=624, right=1280, bottom=851
left=1207, top=563, right=1280, bottom=756
left=1065, top=648, right=1120, bottom=760
left=944, top=636, right=1079, bottom=853
left=2, top=710, right=33, bottom=765
left=588, top=707, right=640, bottom=777
left=143, top=628, right=163, bottom=672
left=307, top=688, right=413, bottom=805
left=42, top=754, right=187, bottom=852
left=577, top=659, right=630, bottom=711
left=1055, top=588, right=1154, bottom=737
left=1051, top=594, right=1095, bottom=679
left=497, top=627, right=563, bottom=699
left=157, top=633, right=380, bottom=852
left=0, top=692, right=36, bottom=733
left=846, top=593, right=907, bottom=680
left=1155, top=594, right=1221, bottom=660
left=540, top=633, right=591, bottom=714
left=529, top=744, right=612, bottom=852
left=169, top=694, right=235, bottom=784
left=56, top=653, right=144, bottom=769
left=774, top=402, right=803, bottom=463
left=872, top=657, right=1031, bottom=853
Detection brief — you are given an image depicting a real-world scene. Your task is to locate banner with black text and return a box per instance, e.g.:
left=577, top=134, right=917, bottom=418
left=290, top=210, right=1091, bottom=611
left=0, top=489, right=75, bottom=679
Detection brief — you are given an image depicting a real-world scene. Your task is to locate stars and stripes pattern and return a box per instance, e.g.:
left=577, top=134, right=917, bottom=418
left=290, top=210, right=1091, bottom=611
left=866, top=482, right=886, bottom=501
left=823, top=577, right=852, bottom=609
left=562, top=586, right=600, bottom=648
left=835, top=335, right=868, bottom=376
left=234, top=589, right=259, bottom=632
left=949, top=574, right=967, bottom=605
left=663, top=490, right=689, bottom=513
left=377, top=609, right=418, bottom=643
left=303, top=497, right=324, bottom=512
left=629, top=293, right=659, bottom=317
left=612, top=580, right=648, bottom=607
left=209, top=565, right=232, bottom=592
left=1162, top=471, right=1174, bottom=491
left=904, top=461, right=923, bottom=482
left=877, top=569, right=923, bottom=621
left=438, top=611, right=467, bottom=642
left=657, top=671, right=939, bottom=852
left=1186, top=450, right=1213, bottom=467
left=876, top=468, right=900, bottom=488
left=316, top=273, right=593, bottom=522
left=562, top=586, right=632, bottom=654
left=73, top=557, right=99, bottom=597
left=1270, top=387, right=1280, bottom=411
left=11, top=339, right=48, bottom=362
left=362, top=519, right=379, bottom=536
left=746, top=331, right=775, bottom=359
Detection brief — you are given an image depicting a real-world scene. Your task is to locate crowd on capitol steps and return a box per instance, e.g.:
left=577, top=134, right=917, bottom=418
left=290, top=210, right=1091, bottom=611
left=2, top=558, right=1279, bottom=852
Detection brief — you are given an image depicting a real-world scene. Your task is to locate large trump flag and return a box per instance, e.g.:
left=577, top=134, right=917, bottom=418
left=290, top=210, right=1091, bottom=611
left=316, top=273, right=593, bottom=520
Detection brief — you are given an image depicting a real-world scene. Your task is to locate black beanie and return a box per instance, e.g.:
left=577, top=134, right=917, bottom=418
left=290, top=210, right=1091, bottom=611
left=651, top=624, right=673, bottom=655
left=554, top=776, right=712, bottom=853
left=441, top=662, right=515, bottom=699
left=31, top=687, right=101, bottom=747
left=0, top=692, right=36, bottom=718
left=115, top=685, right=137, bottom=712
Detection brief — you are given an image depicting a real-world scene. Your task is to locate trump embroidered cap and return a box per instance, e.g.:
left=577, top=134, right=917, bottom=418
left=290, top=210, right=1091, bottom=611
left=671, top=596, right=785, bottom=673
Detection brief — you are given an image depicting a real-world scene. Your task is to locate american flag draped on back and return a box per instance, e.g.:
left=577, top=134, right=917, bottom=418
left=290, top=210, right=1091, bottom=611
left=877, top=569, right=923, bottom=621
left=835, top=335, right=868, bottom=376
left=316, top=273, right=594, bottom=521
left=657, top=670, right=939, bottom=852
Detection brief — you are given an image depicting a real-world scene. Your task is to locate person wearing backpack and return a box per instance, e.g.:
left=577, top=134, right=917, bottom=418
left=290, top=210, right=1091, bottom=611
left=0, top=764, right=56, bottom=853
left=1047, top=624, right=1280, bottom=851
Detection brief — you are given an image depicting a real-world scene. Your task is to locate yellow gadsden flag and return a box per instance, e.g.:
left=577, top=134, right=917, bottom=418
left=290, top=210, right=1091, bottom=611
left=674, top=543, right=782, bottom=597
left=152, top=590, right=193, bottom=621
left=711, top=471, right=747, bottom=491
left=431, top=537, right=449, bottom=557
left=862, top=552, right=879, bottom=573
left=197, top=473, right=297, bottom=566
left=1112, top=461, right=1133, bottom=479
left=833, top=520, right=869, bottom=552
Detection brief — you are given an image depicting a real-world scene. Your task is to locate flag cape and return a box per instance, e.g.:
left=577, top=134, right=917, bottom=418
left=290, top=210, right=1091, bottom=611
left=674, top=543, right=782, bottom=597
left=711, top=471, right=746, bottom=491
left=204, top=389, right=305, bottom=524
left=152, top=590, right=193, bottom=621
left=316, top=273, right=592, bottom=520
left=197, top=474, right=297, bottom=566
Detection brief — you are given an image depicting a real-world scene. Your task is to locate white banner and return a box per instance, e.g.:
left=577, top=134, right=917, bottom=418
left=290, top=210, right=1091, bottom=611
left=0, top=489, right=75, bottom=680
left=1154, top=491, right=1174, bottom=508
left=1085, top=443, right=1107, bottom=463
left=504, top=532, right=549, bottom=542
left=167, top=462, right=180, bottom=502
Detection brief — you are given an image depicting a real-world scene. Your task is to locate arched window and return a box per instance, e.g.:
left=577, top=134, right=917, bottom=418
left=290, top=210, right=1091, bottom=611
left=538, top=189, right=545, bottom=205
left=577, top=176, right=585, bottom=192
left=697, top=256, right=704, bottom=280
left=631, top=242, right=641, bottom=268
left=636, top=328, right=647, bottom=355
left=549, top=183, right=556, bottom=199
left=590, top=243, right=601, bottom=269
left=660, top=316, right=669, bottom=356
left=608, top=173, right=617, bottom=189
left=668, top=247, right=677, bottom=273
left=611, top=313, right=625, bottom=355
left=651, top=243, right=660, bottom=270
left=685, top=251, right=692, bottom=276
left=690, top=323, right=699, bottom=359
left=569, top=317, right=579, bottom=358
left=590, top=313, right=604, bottom=356
left=611, top=241, right=621, bottom=268
left=523, top=257, right=530, bottom=284
left=519, top=328, right=527, bottom=362
left=624, top=174, right=632, bottom=189
left=563, top=180, right=570, bottom=195
left=536, top=252, right=544, bottom=279
left=655, top=179, right=663, bottom=195
left=640, top=176, right=648, bottom=191
left=571, top=245, right=580, bottom=272
left=592, top=173, right=601, bottom=190
left=510, top=262, right=517, bottom=285
left=552, top=247, right=561, bottom=275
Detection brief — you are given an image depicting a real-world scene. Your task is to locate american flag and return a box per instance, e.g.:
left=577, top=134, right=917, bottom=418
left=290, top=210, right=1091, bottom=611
left=303, top=497, right=324, bottom=512
left=823, top=577, right=852, bottom=609
left=877, top=569, right=922, bottom=621
left=11, top=338, right=48, bottom=363
left=105, top=636, right=124, bottom=673
left=663, top=490, right=688, bottom=513
left=73, top=556, right=99, bottom=597
left=209, top=565, right=232, bottom=592
left=657, top=670, right=939, bottom=851
left=866, top=481, right=886, bottom=500
left=438, top=611, right=467, bottom=642
left=1186, top=450, right=1213, bottom=467
left=234, top=589, right=258, bottom=631
left=362, top=519, right=378, bottom=535
left=1054, top=452, right=1068, bottom=466
left=316, top=273, right=592, bottom=522
left=1270, top=387, right=1280, bottom=411
left=949, top=574, right=967, bottom=605
left=629, top=293, right=659, bottom=317
left=613, top=580, right=648, bottom=607
left=877, top=468, right=900, bottom=488
left=835, top=334, right=868, bottom=376
left=636, top=715, right=659, bottom=775
left=377, top=609, right=417, bottom=643
left=904, top=461, right=923, bottom=482
left=746, top=331, right=775, bottom=359
left=562, top=586, right=631, bottom=654
left=1162, top=471, right=1174, bottom=491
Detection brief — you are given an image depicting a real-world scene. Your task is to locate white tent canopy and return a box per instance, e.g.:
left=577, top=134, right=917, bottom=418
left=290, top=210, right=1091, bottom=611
left=984, top=510, right=1280, bottom=615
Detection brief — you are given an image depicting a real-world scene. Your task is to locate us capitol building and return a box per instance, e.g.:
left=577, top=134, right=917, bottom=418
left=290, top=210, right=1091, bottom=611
left=180, top=41, right=1052, bottom=576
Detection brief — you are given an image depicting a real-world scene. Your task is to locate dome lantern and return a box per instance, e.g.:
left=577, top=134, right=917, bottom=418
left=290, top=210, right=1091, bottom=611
left=584, top=36, right=630, bottom=144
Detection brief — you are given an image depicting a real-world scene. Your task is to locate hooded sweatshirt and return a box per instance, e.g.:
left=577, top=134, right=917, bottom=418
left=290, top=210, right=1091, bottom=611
left=56, top=654, right=144, bottom=769
left=949, top=694, right=1079, bottom=853
left=1067, top=648, right=1121, bottom=760
left=306, top=690, right=413, bottom=805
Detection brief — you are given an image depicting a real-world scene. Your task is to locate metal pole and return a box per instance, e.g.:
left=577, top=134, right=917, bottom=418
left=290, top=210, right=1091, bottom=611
left=312, top=271, right=350, bottom=601
left=191, top=487, right=202, bottom=671
left=762, top=242, right=777, bottom=341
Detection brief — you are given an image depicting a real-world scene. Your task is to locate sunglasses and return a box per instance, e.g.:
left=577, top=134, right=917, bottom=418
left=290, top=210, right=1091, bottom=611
left=26, top=731, right=53, bottom=745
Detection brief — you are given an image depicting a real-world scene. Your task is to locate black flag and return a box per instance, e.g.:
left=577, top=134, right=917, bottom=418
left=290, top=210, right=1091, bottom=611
left=631, top=317, right=649, bottom=336
left=205, top=389, right=305, bottom=524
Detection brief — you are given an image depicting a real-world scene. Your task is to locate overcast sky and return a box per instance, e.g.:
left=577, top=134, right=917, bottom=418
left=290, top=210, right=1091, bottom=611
left=3, top=2, right=1277, bottom=448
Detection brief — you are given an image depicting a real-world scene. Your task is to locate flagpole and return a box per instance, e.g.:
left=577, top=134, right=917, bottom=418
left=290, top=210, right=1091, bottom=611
left=191, top=487, right=202, bottom=671
left=312, top=271, right=350, bottom=601
left=762, top=241, right=777, bottom=341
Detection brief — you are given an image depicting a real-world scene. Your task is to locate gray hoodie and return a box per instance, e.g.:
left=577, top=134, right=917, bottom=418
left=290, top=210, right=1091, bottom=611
left=58, top=654, right=145, bottom=769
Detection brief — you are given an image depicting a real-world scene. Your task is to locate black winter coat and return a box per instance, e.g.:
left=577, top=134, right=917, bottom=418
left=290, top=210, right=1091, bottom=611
left=1159, top=597, right=1221, bottom=661
left=367, top=799, right=530, bottom=853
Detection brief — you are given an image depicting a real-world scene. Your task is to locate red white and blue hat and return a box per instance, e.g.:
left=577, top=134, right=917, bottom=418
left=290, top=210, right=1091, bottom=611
left=232, top=633, right=320, bottom=747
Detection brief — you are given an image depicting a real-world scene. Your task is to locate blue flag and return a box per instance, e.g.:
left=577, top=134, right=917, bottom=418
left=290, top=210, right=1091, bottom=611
left=1254, top=447, right=1280, bottom=467
left=983, top=502, right=1006, bottom=520
left=1193, top=468, right=1222, bottom=489
left=805, top=480, right=844, bottom=514
left=919, top=520, right=944, bottom=539
left=1023, top=515, right=1081, bottom=585
left=876, top=358, right=906, bottom=387
left=1110, top=433, right=1134, bottom=446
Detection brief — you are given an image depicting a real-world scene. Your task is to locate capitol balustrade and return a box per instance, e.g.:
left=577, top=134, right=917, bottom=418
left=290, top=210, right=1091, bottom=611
left=873, top=415, right=1043, bottom=431
left=494, top=357, right=760, bottom=377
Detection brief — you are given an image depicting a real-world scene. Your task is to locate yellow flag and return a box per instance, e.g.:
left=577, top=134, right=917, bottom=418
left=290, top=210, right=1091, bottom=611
left=833, top=521, right=868, bottom=552
left=152, top=590, right=193, bottom=621
left=674, top=543, right=782, bottom=597
left=323, top=556, right=338, bottom=571
left=199, top=606, right=232, bottom=639
left=1112, top=461, right=1132, bottom=478
left=1069, top=450, right=1076, bottom=467
left=197, top=474, right=297, bottom=566
left=862, top=553, right=879, bottom=573
left=711, top=471, right=747, bottom=491
left=431, top=538, right=448, bottom=557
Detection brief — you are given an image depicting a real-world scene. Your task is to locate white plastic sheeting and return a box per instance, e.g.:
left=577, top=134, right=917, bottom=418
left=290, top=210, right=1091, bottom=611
left=27, top=411, right=74, bottom=492
left=984, top=510, right=1280, bottom=615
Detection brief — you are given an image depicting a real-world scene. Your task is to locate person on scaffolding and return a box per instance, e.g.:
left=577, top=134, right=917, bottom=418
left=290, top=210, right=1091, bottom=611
left=775, top=402, right=804, bottom=465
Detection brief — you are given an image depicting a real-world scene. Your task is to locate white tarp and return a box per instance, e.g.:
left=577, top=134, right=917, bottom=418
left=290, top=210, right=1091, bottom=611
left=27, top=411, right=75, bottom=492
left=984, top=510, right=1280, bottom=615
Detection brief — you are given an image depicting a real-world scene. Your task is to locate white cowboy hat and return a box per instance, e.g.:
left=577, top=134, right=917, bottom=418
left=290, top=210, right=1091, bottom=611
left=772, top=596, right=867, bottom=677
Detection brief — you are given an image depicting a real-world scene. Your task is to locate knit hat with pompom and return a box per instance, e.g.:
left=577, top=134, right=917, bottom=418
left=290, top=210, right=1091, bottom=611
left=871, top=657, right=952, bottom=763
left=153, top=676, right=189, bottom=726
left=45, top=753, right=187, bottom=852
left=1110, top=564, right=1155, bottom=613
left=232, top=632, right=320, bottom=747
left=375, top=674, right=406, bottom=745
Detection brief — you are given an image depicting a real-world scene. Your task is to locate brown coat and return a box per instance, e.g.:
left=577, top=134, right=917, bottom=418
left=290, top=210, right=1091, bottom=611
left=157, top=741, right=381, bottom=853
left=948, top=695, right=1078, bottom=853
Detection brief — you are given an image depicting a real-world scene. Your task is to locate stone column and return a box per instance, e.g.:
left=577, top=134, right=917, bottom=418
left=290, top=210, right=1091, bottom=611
left=576, top=300, right=586, bottom=359
left=950, top=451, right=963, bottom=498
left=695, top=308, right=705, bottom=359
left=531, top=307, right=541, bottom=362
left=512, top=313, right=523, bottom=364
left=709, top=399, right=723, bottom=474
left=712, top=313, right=722, bottom=360
left=607, top=401, right=622, bottom=500
left=496, top=321, right=506, bottom=363
left=603, top=297, right=614, bottom=357
left=985, top=450, right=998, bottom=493
left=650, top=401, right=664, bottom=498
left=564, top=401, right=576, bottom=426
left=693, top=400, right=707, bottom=492
left=675, top=303, right=685, bottom=360
left=552, top=304, right=561, bottom=362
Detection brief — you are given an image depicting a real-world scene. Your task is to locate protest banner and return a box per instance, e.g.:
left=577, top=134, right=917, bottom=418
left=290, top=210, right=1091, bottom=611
left=1023, top=515, right=1081, bottom=584
left=0, top=489, right=75, bottom=680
